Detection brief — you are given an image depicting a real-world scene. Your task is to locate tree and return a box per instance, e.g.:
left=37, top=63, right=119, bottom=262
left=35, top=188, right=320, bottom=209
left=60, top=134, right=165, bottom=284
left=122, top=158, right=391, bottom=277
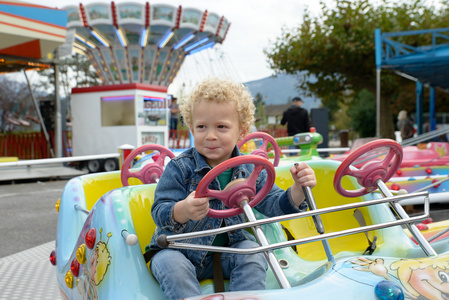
left=265, top=0, right=449, bottom=138
left=347, top=89, right=376, bottom=137
left=0, top=76, right=41, bottom=133
left=35, top=54, right=101, bottom=100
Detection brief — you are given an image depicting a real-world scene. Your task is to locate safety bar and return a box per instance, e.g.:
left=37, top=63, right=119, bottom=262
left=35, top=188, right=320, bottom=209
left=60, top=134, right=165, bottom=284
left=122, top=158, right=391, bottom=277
left=157, top=191, right=430, bottom=254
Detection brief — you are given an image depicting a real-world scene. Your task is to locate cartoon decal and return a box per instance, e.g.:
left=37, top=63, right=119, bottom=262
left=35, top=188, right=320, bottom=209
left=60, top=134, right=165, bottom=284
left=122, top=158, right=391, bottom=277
left=351, top=255, right=449, bottom=300
left=77, top=229, right=112, bottom=299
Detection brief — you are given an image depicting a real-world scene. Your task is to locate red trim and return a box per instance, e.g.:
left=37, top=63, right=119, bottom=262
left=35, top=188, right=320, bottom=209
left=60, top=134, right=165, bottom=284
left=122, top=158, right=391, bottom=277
left=0, top=11, right=66, bottom=30
left=145, top=2, right=150, bottom=27
left=175, top=5, right=182, bottom=29
left=216, top=16, right=224, bottom=36
left=71, top=83, right=168, bottom=94
left=0, top=1, right=59, bottom=10
left=199, top=10, right=208, bottom=32
left=79, top=3, right=88, bottom=28
left=111, top=1, right=118, bottom=28
left=0, top=39, right=41, bottom=58
left=0, top=19, right=65, bottom=40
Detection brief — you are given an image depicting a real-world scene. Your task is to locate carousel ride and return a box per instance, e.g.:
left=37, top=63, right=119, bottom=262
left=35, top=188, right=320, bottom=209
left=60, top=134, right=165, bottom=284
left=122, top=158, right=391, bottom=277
left=62, top=2, right=230, bottom=86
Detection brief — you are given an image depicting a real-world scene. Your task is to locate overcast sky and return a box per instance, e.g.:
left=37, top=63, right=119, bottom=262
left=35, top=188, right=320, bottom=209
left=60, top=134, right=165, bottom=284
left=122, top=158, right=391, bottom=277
left=22, top=0, right=328, bottom=93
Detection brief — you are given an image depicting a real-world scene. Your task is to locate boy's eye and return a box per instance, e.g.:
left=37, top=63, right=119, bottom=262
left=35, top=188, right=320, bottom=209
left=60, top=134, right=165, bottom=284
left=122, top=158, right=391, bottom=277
left=218, top=125, right=227, bottom=129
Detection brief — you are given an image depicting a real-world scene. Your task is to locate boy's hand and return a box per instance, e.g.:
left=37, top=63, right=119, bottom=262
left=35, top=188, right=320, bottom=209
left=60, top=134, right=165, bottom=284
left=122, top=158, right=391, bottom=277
left=289, top=162, right=317, bottom=206
left=173, top=191, right=210, bottom=223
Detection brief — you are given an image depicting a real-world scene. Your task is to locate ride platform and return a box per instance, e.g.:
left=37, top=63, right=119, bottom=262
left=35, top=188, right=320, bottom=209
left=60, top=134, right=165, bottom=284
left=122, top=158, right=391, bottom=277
left=0, top=241, right=59, bottom=300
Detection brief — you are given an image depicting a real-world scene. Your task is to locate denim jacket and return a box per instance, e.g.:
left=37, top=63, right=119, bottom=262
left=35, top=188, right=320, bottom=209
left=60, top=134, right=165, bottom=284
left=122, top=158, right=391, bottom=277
left=149, top=146, right=308, bottom=266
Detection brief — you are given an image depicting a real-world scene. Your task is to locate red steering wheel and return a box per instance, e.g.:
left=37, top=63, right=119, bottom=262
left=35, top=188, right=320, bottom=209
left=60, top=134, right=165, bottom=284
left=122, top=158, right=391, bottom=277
left=121, top=144, right=175, bottom=186
left=333, top=139, right=403, bottom=197
left=196, top=155, right=275, bottom=218
left=237, top=132, right=281, bottom=167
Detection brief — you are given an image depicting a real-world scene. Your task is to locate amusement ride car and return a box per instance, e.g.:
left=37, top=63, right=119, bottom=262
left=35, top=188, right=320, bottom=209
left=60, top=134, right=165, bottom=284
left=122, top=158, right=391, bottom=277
left=51, top=133, right=449, bottom=299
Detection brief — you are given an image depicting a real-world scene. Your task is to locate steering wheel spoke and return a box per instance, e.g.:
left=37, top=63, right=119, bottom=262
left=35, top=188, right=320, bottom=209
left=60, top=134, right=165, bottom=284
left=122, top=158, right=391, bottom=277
left=196, top=155, right=276, bottom=218
left=121, top=145, right=175, bottom=186
left=237, top=132, right=281, bottom=167
left=334, top=139, right=403, bottom=197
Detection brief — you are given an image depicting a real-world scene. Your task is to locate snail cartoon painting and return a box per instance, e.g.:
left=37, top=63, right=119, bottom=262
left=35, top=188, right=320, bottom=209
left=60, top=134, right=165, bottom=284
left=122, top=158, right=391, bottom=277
left=351, top=255, right=449, bottom=300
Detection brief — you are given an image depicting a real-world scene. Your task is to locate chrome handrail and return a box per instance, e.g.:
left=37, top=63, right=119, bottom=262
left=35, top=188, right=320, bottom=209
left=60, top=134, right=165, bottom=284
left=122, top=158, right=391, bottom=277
left=159, top=191, right=430, bottom=255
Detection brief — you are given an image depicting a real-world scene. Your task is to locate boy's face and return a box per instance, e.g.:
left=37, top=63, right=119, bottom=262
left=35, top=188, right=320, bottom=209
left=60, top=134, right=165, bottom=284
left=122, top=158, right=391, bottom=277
left=190, top=100, right=245, bottom=167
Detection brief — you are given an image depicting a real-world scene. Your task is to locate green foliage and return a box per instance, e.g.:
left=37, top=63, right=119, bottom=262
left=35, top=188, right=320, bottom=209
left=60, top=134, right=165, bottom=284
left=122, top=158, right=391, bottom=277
left=347, top=89, right=376, bottom=137
left=265, top=0, right=449, bottom=138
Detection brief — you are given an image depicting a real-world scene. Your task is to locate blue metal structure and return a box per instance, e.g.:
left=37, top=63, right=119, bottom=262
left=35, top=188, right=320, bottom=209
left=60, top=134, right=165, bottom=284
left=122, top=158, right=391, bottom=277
left=375, top=28, right=449, bottom=135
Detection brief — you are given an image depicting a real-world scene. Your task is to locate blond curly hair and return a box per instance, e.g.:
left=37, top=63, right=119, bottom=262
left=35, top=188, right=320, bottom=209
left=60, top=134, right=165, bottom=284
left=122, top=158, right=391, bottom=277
left=179, top=77, right=255, bottom=135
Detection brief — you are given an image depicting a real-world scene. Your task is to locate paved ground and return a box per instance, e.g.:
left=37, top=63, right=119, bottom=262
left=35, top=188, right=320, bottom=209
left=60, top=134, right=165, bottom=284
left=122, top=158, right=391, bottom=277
left=0, top=179, right=68, bottom=258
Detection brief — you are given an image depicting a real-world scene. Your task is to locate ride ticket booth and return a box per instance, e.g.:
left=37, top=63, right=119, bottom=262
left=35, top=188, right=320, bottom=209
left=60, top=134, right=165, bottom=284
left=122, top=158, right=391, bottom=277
left=71, top=83, right=169, bottom=157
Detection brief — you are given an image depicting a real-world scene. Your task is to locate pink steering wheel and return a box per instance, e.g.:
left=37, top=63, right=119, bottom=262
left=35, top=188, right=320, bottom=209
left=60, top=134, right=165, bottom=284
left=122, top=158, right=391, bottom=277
left=237, top=132, right=281, bottom=167
left=121, top=144, right=175, bottom=186
left=196, top=155, right=275, bottom=218
left=334, top=139, right=403, bottom=197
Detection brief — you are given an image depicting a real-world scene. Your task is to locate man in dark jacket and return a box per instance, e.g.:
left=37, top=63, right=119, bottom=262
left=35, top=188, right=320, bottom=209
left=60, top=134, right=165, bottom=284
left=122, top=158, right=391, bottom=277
left=281, top=97, right=310, bottom=136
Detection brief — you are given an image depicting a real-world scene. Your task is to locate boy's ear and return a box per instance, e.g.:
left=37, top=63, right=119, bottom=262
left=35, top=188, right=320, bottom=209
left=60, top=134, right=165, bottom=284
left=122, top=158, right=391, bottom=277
left=238, top=128, right=248, bottom=141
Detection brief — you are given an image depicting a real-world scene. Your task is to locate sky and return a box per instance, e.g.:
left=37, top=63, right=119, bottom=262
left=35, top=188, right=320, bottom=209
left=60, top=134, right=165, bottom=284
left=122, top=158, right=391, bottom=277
left=22, top=0, right=327, bottom=94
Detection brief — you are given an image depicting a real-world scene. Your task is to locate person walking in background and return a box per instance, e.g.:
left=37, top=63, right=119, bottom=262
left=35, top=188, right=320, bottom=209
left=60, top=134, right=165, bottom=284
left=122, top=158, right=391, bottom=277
left=281, top=97, right=310, bottom=136
left=169, top=96, right=180, bottom=137
left=397, top=110, right=414, bottom=141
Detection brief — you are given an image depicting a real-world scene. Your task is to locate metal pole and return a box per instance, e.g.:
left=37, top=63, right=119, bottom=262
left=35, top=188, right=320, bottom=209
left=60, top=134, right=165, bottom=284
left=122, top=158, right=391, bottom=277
left=241, top=200, right=291, bottom=289
left=376, top=68, right=381, bottom=138
left=54, top=49, right=62, bottom=157
left=23, top=69, right=55, bottom=158
left=376, top=180, right=436, bottom=256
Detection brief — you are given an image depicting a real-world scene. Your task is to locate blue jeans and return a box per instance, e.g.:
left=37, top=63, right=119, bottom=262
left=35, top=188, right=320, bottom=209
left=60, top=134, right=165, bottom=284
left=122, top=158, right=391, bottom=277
left=150, top=240, right=267, bottom=300
left=170, top=118, right=178, bottom=131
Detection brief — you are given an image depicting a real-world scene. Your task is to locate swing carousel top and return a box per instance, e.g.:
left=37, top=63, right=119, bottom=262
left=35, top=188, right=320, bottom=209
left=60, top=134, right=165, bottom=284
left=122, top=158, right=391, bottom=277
left=63, top=2, right=230, bottom=87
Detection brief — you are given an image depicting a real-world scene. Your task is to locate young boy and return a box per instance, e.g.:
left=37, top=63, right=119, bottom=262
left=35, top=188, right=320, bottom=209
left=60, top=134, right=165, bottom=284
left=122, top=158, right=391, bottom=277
left=149, top=77, right=316, bottom=300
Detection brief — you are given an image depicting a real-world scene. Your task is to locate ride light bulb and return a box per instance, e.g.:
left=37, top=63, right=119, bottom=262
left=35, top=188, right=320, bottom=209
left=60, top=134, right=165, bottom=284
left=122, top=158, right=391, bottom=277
left=77, top=244, right=87, bottom=264
left=391, top=183, right=400, bottom=191
left=71, top=258, right=80, bottom=277
left=396, top=169, right=402, bottom=176
left=416, top=223, right=428, bottom=231
left=49, top=250, right=56, bottom=266
left=425, top=168, right=432, bottom=174
left=374, top=280, right=404, bottom=300
left=432, top=179, right=441, bottom=188
left=55, top=199, right=60, bottom=212
left=85, top=228, right=96, bottom=249
left=65, top=271, right=74, bottom=289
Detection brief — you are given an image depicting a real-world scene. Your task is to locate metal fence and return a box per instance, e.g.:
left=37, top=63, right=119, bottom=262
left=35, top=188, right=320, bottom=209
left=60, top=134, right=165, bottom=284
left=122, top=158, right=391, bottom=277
left=0, top=129, right=289, bottom=160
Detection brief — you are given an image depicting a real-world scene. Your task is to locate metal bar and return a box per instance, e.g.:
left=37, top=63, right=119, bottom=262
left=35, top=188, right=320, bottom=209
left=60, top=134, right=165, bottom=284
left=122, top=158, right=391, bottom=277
left=54, top=51, right=62, bottom=158
left=74, top=204, right=89, bottom=214
left=23, top=69, right=55, bottom=158
left=302, top=185, right=334, bottom=262
left=415, top=177, right=449, bottom=192
left=165, top=212, right=430, bottom=255
left=164, top=192, right=429, bottom=243
left=427, top=226, right=449, bottom=243
left=377, top=181, right=436, bottom=256
left=242, top=201, right=291, bottom=289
